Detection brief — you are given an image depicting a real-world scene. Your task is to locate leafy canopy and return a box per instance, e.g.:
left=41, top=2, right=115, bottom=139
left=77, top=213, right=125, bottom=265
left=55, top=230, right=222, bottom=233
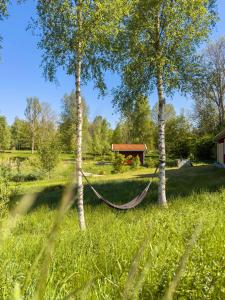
left=37, top=132, right=61, bottom=178
left=113, top=0, right=217, bottom=112
left=89, top=116, right=112, bottom=156
left=129, top=95, right=154, bottom=150
left=35, top=0, right=132, bottom=93
left=11, top=118, right=30, bottom=150
left=192, top=37, right=225, bottom=128
left=0, top=0, right=9, bottom=20
left=152, top=103, right=176, bottom=124
left=59, top=91, right=90, bottom=152
left=165, top=115, right=193, bottom=158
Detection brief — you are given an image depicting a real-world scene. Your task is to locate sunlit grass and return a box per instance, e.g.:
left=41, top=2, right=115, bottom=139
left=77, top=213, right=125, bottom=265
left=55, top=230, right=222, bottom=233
left=0, top=152, right=225, bottom=299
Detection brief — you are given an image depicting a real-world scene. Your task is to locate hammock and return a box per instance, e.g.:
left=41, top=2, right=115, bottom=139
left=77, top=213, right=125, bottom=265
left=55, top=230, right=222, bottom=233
left=80, top=167, right=158, bottom=210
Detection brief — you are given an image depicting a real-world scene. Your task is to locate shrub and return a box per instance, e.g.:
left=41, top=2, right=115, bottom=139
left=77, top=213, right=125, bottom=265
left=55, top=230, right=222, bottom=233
left=99, top=170, right=106, bottom=175
left=11, top=172, right=42, bottom=182
left=7, top=157, right=43, bottom=182
left=0, top=163, right=12, bottom=219
left=131, top=156, right=140, bottom=169
left=38, top=136, right=61, bottom=178
left=126, top=155, right=133, bottom=165
left=144, top=157, right=158, bottom=168
left=109, top=152, right=115, bottom=162
left=145, top=157, right=178, bottom=168
left=166, top=158, right=179, bottom=167
left=165, top=115, right=193, bottom=159
left=194, top=135, right=215, bottom=161
left=112, top=153, right=125, bottom=174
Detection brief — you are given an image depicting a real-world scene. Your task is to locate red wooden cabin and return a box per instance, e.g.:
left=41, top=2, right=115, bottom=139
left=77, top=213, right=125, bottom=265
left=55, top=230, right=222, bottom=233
left=215, top=129, right=225, bottom=164
left=112, top=144, right=147, bottom=165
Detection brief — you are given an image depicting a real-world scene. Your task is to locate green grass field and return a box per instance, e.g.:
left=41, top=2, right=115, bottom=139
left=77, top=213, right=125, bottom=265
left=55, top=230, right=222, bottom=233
left=0, top=152, right=225, bottom=299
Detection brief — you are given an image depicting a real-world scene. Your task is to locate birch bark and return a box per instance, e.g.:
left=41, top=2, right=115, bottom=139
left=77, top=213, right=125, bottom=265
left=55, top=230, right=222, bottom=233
left=75, top=0, right=86, bottom=230
left=156, top=10, right=167, bottom=206
left=157, top=69, right=167, bottom=206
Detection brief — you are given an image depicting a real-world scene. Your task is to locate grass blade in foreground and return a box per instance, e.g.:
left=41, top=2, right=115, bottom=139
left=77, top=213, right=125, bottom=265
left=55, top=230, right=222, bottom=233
left=33, top=181, right=77, bottom=300
left=122, top=226, right=156, bottom=300
left=0, top=193, right=38, bottom=245
left=163, top=222, right=203, bottom=300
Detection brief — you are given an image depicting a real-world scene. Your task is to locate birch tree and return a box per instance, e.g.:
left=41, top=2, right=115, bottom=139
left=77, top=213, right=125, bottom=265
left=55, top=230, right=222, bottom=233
left=152, top=103, right=176, bottom=125
left=192, top=94, right=218, bottom=135
left=38, top=102, right=57, bottom=145
left=113, top=0, right=216, bottom=206
left=193, top=37, right=225, bottom=128
left=35, top=0, right=131, bottom=230
left=25, top=97, right=42, bottom=154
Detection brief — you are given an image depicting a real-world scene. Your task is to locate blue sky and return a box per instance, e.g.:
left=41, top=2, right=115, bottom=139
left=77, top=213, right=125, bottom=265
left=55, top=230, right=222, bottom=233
left=0, top=0, right=225, bottom=127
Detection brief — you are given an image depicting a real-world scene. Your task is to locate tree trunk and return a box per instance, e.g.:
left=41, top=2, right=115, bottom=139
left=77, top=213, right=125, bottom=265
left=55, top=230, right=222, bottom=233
left=219, top=95, right=225, bottom=127
left=32, top=133, right=35, bottom=154
left=218, top=102, right=224, bottom=128
left=157, top=68, right=167, bottom=207
left=155, top=8, right=167, bottom=206
left=75, top=1, right=86, bottom=230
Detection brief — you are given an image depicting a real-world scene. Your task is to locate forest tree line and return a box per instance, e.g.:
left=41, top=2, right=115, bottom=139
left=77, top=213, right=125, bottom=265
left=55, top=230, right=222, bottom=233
left=1, top=60, right=224, bottom=163
left=1, top=35, right=224, bottom=161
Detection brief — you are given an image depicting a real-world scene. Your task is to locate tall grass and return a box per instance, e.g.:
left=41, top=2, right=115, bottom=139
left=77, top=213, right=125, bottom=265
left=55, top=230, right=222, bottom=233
left=0, top=157, right=224, bottom=299
left=0, top=191, right=224, bottom=299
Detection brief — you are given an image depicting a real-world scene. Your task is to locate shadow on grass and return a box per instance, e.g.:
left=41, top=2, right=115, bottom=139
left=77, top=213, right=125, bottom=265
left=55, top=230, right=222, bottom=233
left=62, top=158, right=75, bottom=163
left=11, top=164, right=225, bottom=212
left=136, top=164, right=225, bottom=198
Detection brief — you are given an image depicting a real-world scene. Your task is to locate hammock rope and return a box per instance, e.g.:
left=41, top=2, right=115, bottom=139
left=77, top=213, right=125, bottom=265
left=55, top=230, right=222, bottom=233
left=80, top=166, right=159, bottom=210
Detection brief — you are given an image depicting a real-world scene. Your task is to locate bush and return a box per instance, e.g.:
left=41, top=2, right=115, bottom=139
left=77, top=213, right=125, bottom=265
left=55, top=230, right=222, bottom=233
left=98, top=170, right=106, bottom=175
left=194, top=135, right=215, bottom=161
left=167, top=140, right=192, bottom=159
left=38, top=137, right=61, bottom=178
left=130, top=156, right=140, bottom=169
left=11, top=172, right=42, bottom=182
left=165, top=115, right=193, bottom=159
left=166, top=158, right=179, bottom=167
left=125, top=155, right=133, bottom=165
left=112, top=153, right=125, bottom=174
left=0, top=163, right=12, bottom=220
left=6, top=157, right=43, bottom=182
left=144, top=157, right=178, bottom=168
left=144, top=157, right=158, bottom=168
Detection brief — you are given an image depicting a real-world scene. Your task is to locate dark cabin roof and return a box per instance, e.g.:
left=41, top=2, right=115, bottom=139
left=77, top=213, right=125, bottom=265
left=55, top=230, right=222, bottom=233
left=214, top=129, right=225, bottom=142
left=112, top=144, right=147, bottom=151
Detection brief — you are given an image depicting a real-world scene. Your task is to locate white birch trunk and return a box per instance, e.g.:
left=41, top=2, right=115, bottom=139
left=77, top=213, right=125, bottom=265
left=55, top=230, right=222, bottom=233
left=156, top=9, right=167, bottom=207
left=157, top=70, right=167, bottom=206
left=75, top=1, right=86, bottom=230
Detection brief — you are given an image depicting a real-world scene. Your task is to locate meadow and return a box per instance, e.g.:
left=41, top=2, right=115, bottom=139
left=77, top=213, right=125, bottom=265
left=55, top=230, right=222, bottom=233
left=0, top=152, right=224, bottom=299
